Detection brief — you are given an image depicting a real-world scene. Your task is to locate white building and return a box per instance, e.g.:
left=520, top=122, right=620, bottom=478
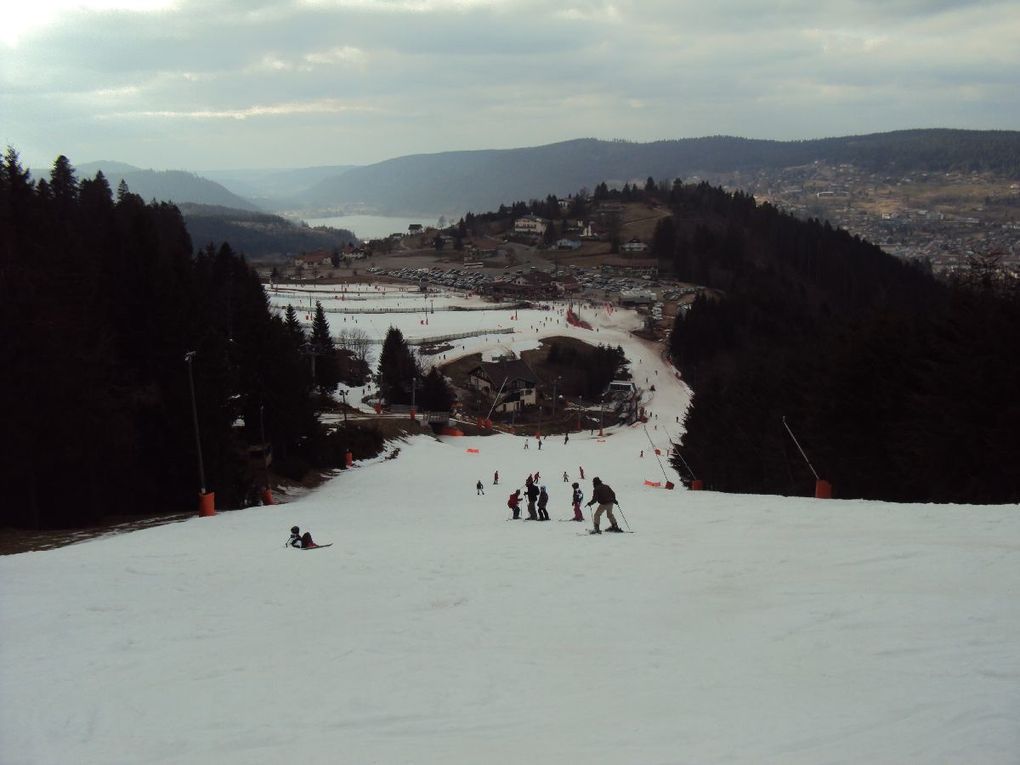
left=514, top=214, right=547, bottom=236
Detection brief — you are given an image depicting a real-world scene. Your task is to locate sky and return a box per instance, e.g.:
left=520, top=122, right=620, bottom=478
left=2, top=0, right=1018, bottom=171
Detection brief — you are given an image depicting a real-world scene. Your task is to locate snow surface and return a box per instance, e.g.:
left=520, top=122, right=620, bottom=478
left=2, top=290, right=1019, bottom=764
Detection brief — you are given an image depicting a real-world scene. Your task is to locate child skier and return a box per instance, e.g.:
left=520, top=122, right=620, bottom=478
left=476, top=480, right=485, bottom=495
left=507, top=489, right=522, bottom=519
left=286, top=526, right=316, bottom=548
left=571, top=482, right=584, bottom=521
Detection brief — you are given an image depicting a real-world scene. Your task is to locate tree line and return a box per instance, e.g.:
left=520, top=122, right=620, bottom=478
left=0, top=151, right=374, bottom=529
left=642, top=180, right=1020, bottom=503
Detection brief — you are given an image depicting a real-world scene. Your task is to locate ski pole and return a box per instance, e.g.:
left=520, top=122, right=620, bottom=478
left=614, top=501, right=632, bottom=532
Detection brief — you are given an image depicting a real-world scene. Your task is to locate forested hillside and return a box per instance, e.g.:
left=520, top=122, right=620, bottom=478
left=299, top=129, right=1020, bottom=216
left=48, top=162, right=261, bottom=211
left=180, top=204, right=356, bottom=260
left=0, top=151, right=358, bottom=529
left=640, top=182, right=1020, bottom=503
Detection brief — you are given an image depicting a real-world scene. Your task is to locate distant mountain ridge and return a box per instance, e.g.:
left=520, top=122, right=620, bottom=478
left=35, top=129, right=1020, bottom=220
left=296, top=129, right=1020, bottom=216
left=32, top=161, right=261, bottom=211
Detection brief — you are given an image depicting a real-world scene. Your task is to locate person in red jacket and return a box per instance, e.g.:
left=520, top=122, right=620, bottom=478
left=507, top=489, right=522, bottom=519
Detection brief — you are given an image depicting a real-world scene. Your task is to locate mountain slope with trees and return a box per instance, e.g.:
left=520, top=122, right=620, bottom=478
left=622, top=180, right=1020, bottom=503
left=36, top=162, right=261, bottom=211
left=298, top=129, right=1020, bottom=215
left=179, top=203, right=357, bottom=260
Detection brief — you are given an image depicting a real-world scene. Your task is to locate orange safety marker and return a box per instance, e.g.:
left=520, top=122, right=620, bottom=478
left=198, top=491, right=216, bottom=517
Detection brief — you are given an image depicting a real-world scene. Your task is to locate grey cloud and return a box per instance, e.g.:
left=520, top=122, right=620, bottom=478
left=2, top=0, right=1017, bottom=168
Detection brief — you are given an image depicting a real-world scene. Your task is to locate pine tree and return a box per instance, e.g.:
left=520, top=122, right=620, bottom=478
left=310, top=301, right=340, bottom=393
left=284, top=304, right=305, bottom=346
left=378, top=326, right=418, bottom=405
left=418, top=367, right=454, bottom=411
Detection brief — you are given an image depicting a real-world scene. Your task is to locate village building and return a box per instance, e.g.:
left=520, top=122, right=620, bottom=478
left=466, top=359, right=540, bottom=413
left=292, top=249, right=333, bottom=272
left=514, top=214, right=547, bottom=236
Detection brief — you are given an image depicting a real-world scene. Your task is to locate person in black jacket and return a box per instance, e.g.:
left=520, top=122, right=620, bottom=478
left=585, top=477, right=622, bottom=533
left=526, top=481, right=540, bottom=520
left=286, top=526, right=316, bottom=548
left=537, top=485, right=550, bottom=521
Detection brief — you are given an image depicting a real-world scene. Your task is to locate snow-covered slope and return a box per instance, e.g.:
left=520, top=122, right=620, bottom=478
left=2, top=291, right=1018, bottom=764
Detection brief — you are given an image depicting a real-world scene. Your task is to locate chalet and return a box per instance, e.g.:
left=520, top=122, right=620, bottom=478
left=467, top=359, right=539, bottom=412
left=514, top=214, right=547, bottom=236
left=293, top=250, right=333, bottom=268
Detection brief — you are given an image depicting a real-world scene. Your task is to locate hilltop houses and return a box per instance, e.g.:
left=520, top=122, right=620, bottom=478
left=514, top=214, right=547, bottom=236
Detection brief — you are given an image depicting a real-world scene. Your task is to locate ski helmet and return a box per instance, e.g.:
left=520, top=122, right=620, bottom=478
left=291, top=526, right=299, bottom=534
left=592, top=477, right=601, bottom=485
left=572, top=482, right=579, bottom=488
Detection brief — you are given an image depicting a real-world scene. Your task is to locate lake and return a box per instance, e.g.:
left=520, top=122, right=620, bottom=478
left=303, top=214, right=447, bottom=241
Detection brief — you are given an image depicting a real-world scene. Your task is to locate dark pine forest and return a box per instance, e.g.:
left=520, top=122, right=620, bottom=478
left=0, top=151, right=374, bottom=530
left=627, top=181, right=1020, bottom=503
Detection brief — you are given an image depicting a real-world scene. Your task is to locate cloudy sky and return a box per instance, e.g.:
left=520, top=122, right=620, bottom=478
left=2, top=0, right=1018, bottom=171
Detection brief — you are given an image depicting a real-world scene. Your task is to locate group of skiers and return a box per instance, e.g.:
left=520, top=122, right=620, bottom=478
left=505, top=475, right=623, bottom=533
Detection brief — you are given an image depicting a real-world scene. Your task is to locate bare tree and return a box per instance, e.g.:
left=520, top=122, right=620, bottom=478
left=336, top=327, right=372, bottom=364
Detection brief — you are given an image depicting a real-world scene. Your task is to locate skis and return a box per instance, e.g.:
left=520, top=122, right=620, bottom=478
left=300, top=543, right=333, bottom=549
left=578, top=530, right=634, bottom=536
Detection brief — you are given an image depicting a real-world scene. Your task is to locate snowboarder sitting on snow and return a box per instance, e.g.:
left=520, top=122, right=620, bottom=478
left=508, top=490, right=522, bottom=519
left=571, top=482, right=584, bottom=521
left=586, top=477, right=622, bottom=533
left=537, top=486, right=550, bottom=521
left=286, top=526, right=316, bottom=548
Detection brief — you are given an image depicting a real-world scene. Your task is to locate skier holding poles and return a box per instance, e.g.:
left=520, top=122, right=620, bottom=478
left=586, top=477, right=623, bottom=534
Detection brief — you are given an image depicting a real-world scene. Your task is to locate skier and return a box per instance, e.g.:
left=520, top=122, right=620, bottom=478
left=537, top=439, right=542, bottom=450
left=524, top=440, right=529, bottom=450
left=476, top=480, right=485, bottom=496
left=586, top=477, right=622, bottom=534
left=537, top=486, right=550, bottom=521
left=562, top=470, right=569, bottom=482
left=571, top=482, right=584, bottom=521
left=508, top=489, right=522, bottom=519
left=564, top=433, right=569, bottom=445
left=493, top=470, right=499, bottom=486
left=286, top=526, right=317, bottom=548
left=526, top=481, right=540, bottom=520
